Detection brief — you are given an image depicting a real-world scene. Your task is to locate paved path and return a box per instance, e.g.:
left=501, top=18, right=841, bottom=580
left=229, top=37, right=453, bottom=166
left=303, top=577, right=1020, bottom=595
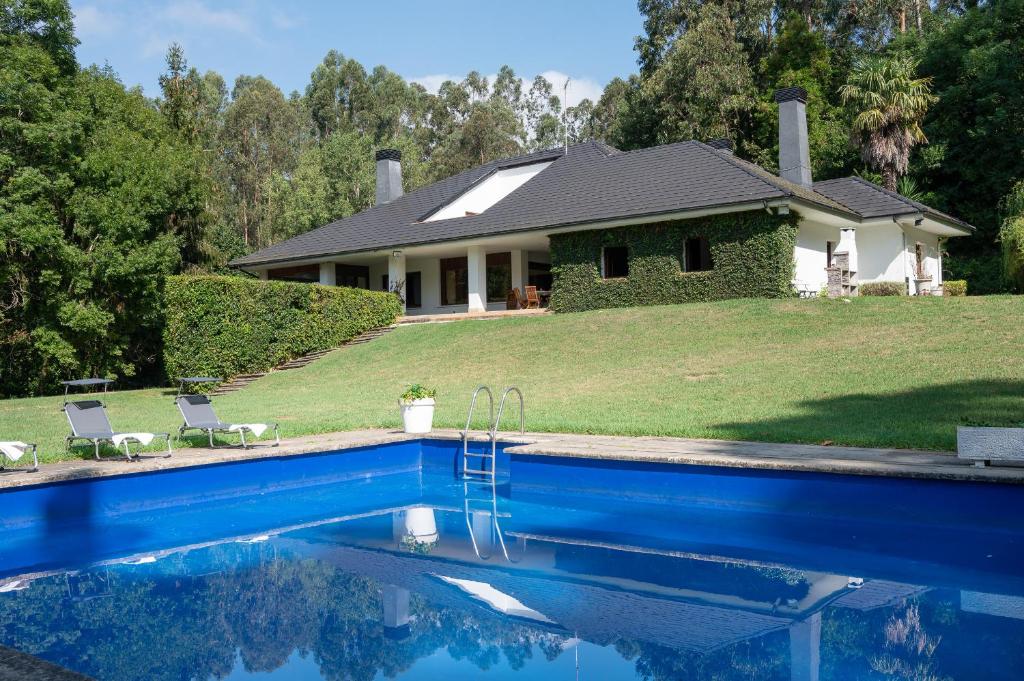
left=1, top=429, right=1022, bottom=490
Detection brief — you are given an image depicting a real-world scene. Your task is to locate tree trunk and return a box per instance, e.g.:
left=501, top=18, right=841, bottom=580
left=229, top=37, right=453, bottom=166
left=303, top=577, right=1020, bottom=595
left=883, top=167, right=898, bottom=193
left=914, top=0, right=923, bottom=34
left=899, top=6, right=906, bottom=34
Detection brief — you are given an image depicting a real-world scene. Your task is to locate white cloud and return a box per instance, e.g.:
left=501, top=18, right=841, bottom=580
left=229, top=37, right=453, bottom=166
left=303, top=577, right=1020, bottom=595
left=536, top=71, right=603, bottom=107
left=74, top=5, right=120, bottom=38
left=271, top=11, right=303, bottom=30
left=160, top=0, right=256, bottom=36
left=410, top=70, right=604, bottom=108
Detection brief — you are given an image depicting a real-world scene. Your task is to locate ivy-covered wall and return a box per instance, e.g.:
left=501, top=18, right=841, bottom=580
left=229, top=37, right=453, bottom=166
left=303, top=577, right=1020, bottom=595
left=549, top=211, right=798, bottom=312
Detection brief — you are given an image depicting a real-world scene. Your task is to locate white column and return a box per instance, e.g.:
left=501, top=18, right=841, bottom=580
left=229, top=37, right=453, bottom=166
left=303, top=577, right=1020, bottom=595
left=467, top=245, right=487, bottom=312
left=257, top=269, right=269, bottom=281
left=388, top=251, right=406, bottom=313
left=318, top=262, right=336, bottom=286
left=789, top=612, right=821, bottom=681
left=510, top=249, right=526, bottom=293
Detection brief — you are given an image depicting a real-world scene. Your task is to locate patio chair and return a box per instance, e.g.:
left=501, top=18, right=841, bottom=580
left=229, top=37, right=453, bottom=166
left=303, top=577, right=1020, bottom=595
left=0, top=442, right=38, bottom=472
left=524, top=286, right=541, bottom=309
left=174, top=378, right=280, bottom=449
left=508, top=287, right=527, bottom=310
left=64, top=400, right=172, bottom=461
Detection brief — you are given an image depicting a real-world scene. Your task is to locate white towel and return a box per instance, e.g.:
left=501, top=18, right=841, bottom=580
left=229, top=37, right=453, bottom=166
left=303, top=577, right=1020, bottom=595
left=111, top=433, right=155, bottom=447
left=0, top=442, right=29, bottom=462
left=228, top=423, right=268, bottom=438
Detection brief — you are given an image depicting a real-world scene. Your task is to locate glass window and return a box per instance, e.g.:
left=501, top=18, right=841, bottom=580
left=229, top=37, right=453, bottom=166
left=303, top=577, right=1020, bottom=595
left=266, top=264, right=319, bottom=282
left=684, top=237, right=713, bottom=272
left=335, top=264, right=370, bottom=289
left=602, top=246, right=629, bottom=279
left=528, top=261, right=552, bottom=290
left=440, top=257, right=468, bottom=306
left=486, top=252, right=512, bottom=303
left=406, top=271, right=422, bottom=308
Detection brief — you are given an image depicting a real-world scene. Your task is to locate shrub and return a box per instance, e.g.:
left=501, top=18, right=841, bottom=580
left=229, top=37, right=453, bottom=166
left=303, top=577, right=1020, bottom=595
left=163, top=275, right=401, bottom=384
left=943, top=253, right=1007, bottom=295
left=860, top=281, right=906, bottom=296
left=549, top=211, right=797, bottom=313
left=944, top=280, right=967, bottom=297
left=1001, top=181, right=1024, bottom=292
left=400, top=384, right=437, bottom=402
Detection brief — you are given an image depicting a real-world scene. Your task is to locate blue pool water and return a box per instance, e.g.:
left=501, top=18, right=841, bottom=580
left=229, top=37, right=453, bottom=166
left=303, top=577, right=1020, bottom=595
left=0, top=439, right=1022, bottom=680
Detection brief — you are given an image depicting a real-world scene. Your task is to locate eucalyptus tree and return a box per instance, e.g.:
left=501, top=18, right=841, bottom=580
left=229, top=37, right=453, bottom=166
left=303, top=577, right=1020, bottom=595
left=840, top=54, right=936, bottom=191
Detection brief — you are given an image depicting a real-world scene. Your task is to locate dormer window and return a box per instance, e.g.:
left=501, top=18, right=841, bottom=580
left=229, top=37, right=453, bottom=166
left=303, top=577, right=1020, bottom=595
left=425, top=161, right=553, bottom=222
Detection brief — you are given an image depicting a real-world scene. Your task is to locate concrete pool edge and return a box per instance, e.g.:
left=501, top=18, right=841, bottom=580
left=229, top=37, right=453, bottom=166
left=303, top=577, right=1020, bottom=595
left=0, top=428, right=1022, bottom=490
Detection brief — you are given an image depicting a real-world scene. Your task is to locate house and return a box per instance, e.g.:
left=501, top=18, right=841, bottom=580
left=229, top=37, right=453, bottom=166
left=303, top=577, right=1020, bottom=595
left=230, top=87, right=972, bottom=315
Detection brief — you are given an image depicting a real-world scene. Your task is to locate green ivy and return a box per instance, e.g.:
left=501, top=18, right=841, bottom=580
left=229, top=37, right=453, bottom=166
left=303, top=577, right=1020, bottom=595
left=163, top=275, right=401, bottom=384
left=549, top=211, right=798, bottom=312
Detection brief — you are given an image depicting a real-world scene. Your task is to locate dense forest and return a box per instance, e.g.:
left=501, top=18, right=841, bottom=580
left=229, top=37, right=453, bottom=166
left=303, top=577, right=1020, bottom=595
left=2, top=0, right=1023, bottom=396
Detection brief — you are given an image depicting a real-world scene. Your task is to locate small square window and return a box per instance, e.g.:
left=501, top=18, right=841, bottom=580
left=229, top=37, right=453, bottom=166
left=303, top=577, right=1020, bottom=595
left=684, top=237, right=713, bottom=272
left=603, top=246, right=629, bottom=279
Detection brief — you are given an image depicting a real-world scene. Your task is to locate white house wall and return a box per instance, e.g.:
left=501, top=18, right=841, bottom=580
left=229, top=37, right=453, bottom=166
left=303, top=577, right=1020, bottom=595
left=793, top=221, right=838, bottom=292
left=856, top=223, right=906, bottom=283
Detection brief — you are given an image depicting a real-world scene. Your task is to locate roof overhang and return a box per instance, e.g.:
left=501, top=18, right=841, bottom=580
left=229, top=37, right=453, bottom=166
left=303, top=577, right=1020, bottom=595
left=236, top=199, right=826, bottom=271
left=232, top=195, right=968, bottom=273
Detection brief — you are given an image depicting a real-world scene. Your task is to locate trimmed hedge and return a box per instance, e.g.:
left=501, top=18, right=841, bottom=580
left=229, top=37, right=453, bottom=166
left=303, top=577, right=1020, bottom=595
left=549, top=211, right=798, bottom=313
left=944, top=280, right=967, bottom=297
left=860, top=281, right=907, bottom=296
left=163, top=275, right=401, bottom=383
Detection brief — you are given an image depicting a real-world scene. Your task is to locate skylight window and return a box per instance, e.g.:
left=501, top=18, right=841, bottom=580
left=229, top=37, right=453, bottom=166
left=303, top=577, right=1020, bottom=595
left=425, top=161, right=552, bottom=222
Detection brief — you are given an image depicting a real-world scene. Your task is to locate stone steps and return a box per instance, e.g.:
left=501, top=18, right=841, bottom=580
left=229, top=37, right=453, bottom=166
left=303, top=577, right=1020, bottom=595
left=211, top=325, right=397, bottom=395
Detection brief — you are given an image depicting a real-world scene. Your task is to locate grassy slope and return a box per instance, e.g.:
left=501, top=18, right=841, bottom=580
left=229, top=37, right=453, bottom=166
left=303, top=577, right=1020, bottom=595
left=4, top=296, right=1023, bottom=462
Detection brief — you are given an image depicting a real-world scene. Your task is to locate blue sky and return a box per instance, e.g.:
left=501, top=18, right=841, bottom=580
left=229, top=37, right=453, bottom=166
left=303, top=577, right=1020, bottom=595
left=70, top=0, right=644, bottom=105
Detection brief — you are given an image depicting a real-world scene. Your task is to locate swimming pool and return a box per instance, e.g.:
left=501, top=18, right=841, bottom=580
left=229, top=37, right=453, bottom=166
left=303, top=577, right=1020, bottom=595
left=0, top=438, right=1021, bottom=680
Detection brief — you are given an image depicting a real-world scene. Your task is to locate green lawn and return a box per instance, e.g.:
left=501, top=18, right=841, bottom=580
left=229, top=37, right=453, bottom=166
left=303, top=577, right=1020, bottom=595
left=4, top=296, right=1024, bottom=462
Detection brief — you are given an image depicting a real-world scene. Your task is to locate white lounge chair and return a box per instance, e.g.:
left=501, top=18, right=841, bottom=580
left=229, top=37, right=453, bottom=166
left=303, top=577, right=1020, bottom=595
left=175, top=377, right=280, bottom=449
left=0, top=442, right=38, bottom=472
left=62, top=379, right=172, bottom=460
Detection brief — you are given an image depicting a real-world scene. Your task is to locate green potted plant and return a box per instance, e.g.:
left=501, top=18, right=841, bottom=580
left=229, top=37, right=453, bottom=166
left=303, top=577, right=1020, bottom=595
left=399, top=384, right=437, bottom=433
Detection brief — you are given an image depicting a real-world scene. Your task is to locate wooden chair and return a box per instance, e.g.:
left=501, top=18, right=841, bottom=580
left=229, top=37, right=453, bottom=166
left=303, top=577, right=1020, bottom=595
left=506, top=288, right=522, bottom=310
left=524, top=286, right=541, bottom=309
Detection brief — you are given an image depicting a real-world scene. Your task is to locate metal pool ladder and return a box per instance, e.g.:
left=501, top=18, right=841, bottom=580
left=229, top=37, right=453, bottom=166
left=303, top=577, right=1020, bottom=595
left=460, top=386, right=525, bottom=481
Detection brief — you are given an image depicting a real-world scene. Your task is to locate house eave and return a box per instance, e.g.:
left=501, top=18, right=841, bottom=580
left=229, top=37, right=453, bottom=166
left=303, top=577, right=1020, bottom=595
left=233, top=198, right=827, bottom=271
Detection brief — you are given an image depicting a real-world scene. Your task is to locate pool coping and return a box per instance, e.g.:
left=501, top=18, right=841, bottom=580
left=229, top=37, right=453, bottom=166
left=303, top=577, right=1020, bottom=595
left=1, top=428, right=1022, bottom=490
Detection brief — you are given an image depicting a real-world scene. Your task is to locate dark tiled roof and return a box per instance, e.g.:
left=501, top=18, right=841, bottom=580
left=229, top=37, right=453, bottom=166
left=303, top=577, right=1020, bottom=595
left=231, top=140, right=968, bottom=268
left=813, top=176, right=973, bottom=232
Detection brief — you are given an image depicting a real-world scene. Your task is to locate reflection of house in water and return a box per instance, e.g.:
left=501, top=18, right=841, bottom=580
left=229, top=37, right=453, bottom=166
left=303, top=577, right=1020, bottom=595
left=273, top=503, right=941, bottom=681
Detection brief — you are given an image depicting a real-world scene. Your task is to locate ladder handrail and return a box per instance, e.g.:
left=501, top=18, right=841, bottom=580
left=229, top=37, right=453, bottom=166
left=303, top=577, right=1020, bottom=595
left=461, top=386, right=494, bottom=441
left=491, top=387, right=525, bottom=439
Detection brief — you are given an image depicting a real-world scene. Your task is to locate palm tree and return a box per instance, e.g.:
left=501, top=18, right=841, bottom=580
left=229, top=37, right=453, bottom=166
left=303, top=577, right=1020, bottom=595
left=840, top=55, right=937, bottom=192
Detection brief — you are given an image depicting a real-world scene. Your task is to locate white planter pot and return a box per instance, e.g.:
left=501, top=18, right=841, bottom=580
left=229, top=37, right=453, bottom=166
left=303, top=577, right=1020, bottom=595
left=400, top=398, right=435, bottom=434
left=403, top=507, right=439, bottom=544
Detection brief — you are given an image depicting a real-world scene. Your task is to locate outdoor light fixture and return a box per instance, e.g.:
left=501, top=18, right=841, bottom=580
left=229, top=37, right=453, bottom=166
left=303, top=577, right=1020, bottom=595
left=393, top=250, right=402, bottom=258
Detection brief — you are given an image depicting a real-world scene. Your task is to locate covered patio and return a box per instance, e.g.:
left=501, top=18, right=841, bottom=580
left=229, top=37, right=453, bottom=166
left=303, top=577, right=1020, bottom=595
left=256, top=231, right=554, bottom=317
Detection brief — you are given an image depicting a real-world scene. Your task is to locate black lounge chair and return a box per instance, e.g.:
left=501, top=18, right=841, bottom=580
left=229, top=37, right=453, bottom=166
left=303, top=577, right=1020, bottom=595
left=62, top=379, right=172, bottom=460
left=175, top=377, right=280, bottom=449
